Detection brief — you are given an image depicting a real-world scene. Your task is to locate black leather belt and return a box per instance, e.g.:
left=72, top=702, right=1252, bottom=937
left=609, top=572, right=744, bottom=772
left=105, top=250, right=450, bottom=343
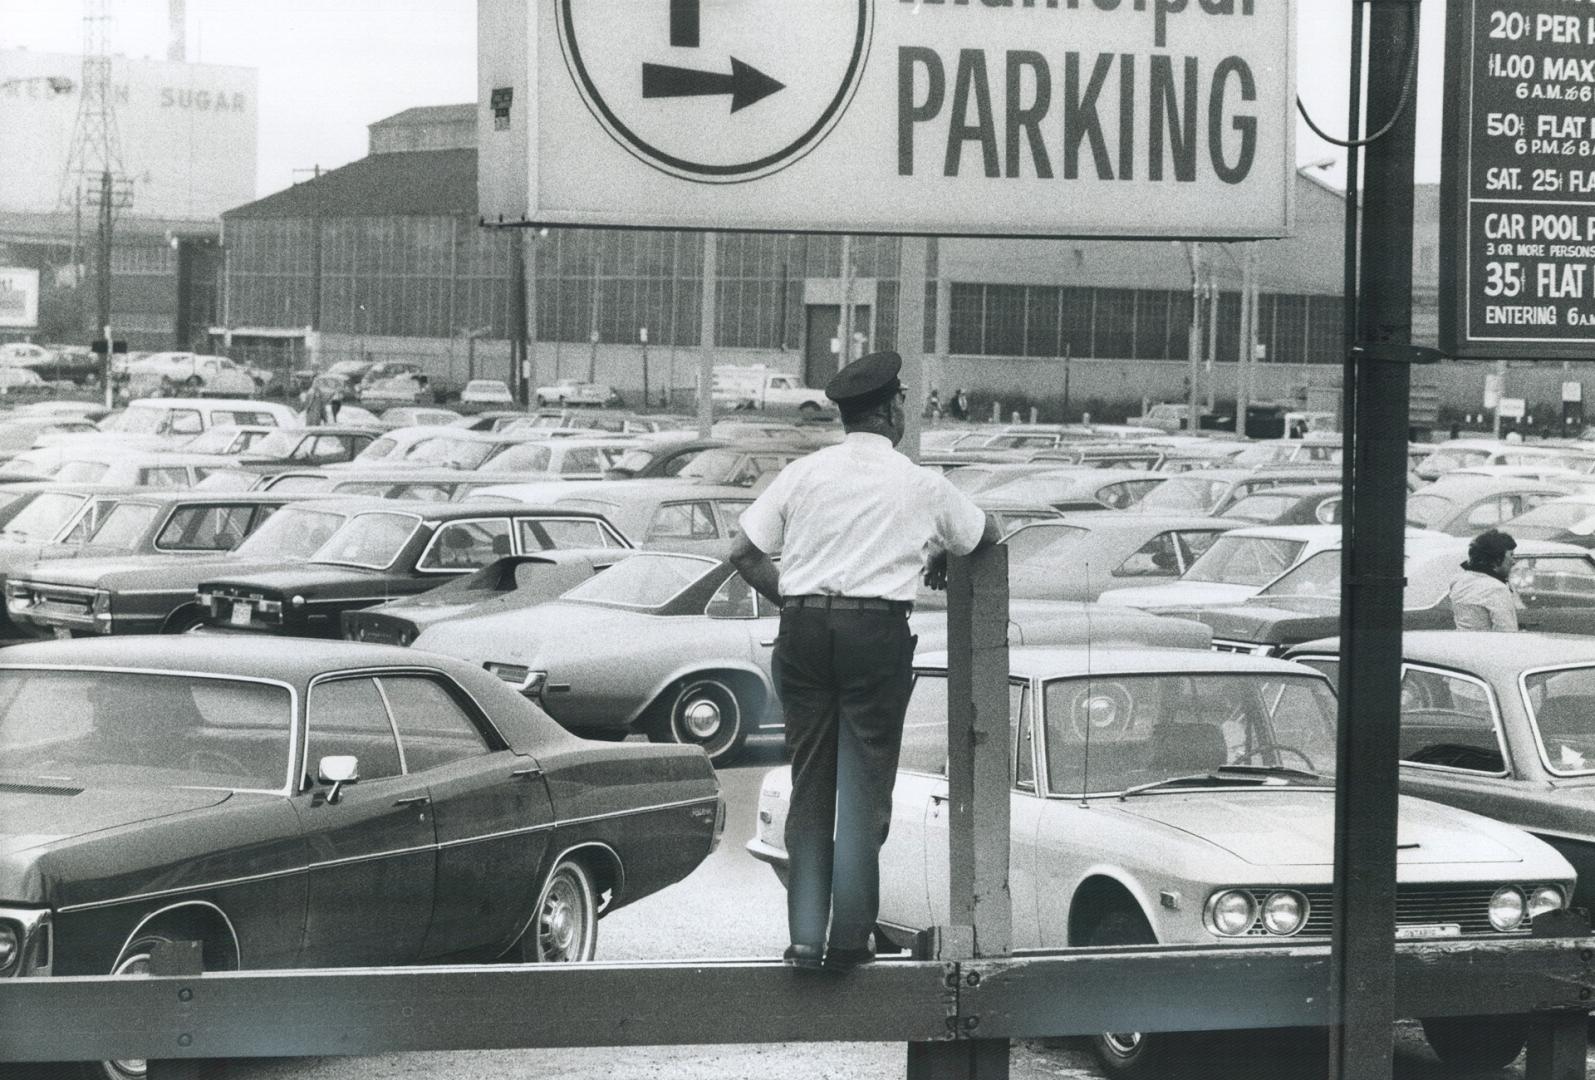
left=782, top=595, right=912, bottom=616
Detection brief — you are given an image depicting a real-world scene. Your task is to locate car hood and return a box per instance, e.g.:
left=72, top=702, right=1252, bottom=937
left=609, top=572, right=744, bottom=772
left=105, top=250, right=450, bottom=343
left=1098, top=582, right=1259, bottom=610
left=1179, top=598, right=1342, bottom=643
left=0, top=784, right=232, bottom=856
left=202, top=566, right=383, bottom=594
left=414, top=600, right=647, bottom=662
left=1114, top=792, right=1524, bottom=866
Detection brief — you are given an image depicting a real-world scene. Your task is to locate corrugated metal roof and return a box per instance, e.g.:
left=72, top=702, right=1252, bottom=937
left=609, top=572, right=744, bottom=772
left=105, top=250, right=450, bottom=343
left=222, top=149, right=476, bottom=219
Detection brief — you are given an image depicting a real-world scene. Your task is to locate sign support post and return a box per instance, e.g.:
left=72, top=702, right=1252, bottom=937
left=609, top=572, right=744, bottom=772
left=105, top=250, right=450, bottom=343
left=898, top=236, right=927, bottom=462
left=1330, top=11, right=1424, bottom=1080
left=698, top=231, right=717, bottom=439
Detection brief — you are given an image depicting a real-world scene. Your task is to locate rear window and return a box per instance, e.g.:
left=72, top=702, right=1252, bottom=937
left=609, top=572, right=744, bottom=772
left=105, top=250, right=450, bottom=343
left=157, top=504, right=256, bottom=551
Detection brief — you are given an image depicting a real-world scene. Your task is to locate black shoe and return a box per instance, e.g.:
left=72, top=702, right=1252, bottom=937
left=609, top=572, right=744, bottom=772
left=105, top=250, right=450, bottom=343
left=823, top=946, right=876, bottom=972
left=783, top=943, right=824, bottom=970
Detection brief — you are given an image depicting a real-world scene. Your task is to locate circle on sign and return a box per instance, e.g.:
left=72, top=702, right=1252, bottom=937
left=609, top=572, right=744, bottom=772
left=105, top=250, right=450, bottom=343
left=556, top=0, right=873, bottom=183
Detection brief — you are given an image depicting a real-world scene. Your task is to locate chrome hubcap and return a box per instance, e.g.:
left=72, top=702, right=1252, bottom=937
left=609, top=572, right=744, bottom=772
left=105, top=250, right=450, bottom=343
left=539, top=877, right=585, bottom=961
left=683, top=698, right=722, bottom=739
left=1102, top=1031, right=1142, bottom=1058
left=106, top=952, right=153, bottom=1079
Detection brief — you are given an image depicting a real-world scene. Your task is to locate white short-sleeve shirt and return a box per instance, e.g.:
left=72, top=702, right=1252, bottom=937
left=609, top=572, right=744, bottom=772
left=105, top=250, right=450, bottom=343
left=738, top=432, right=987, bottom=602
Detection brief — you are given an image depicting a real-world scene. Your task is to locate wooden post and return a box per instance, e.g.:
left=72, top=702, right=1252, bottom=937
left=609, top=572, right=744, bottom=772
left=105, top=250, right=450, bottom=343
left=910, top=544, right=1011, bottom=1080
left=897, top=236, right=928, bottom=462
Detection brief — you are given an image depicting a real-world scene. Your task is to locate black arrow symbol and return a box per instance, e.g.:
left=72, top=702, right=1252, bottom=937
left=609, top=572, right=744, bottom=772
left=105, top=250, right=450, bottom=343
left=642, top=58, right=785, bottom=113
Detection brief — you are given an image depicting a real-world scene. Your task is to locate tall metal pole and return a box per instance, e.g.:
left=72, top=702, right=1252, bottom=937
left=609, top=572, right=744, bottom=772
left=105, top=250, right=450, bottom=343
left=698, top=232, right=717, bottom=439
left=95, top=169, right=112, bottom=344
left=1185, top=243, right=1202, bottom=431
left=510, top=228, right=528, bottom=406
left=1206, top=278, right=1218, bottom=415
left=839, top=234, right=854, bottom=368
left=1329, top=6, right=1421, bottom=1079
left=897, top=237, right=928, bottom=462
left=1236, top=249, right=1252, bottom=436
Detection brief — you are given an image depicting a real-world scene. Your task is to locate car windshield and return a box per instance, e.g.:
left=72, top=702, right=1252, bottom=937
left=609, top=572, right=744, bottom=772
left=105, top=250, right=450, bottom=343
left=1137, top=476, right=1224, bottom=513
left=310, top=510, right=421, bottom=569
left=357, top=437, right=398, bottom=462
left=87, top=502, right=160, bottom=548
left=404, top=437, right=497, bottom=469
left=2, top=492, right=86, bottom=542
left=248, top=431, right=297, bottom=458
left=0, top=669, right=292, bottom=791
left=678, top=447, right=755, bottom=483
left=1004, top=523, right=1088, bottom=564
left=560, top=552, right=715, bottom=609
left=1509, top=501, right=1595, bottom=531
left=1221, top=493, right=1297, bottom=523
left=233, top=505, right=347, bottom=560
left=182, top=428, right=244, bottom=454
left=611, top=448, right=657, bottom=473
left=1256, top=549, right=1341, bottom=598
left=1043, top=672, right=1338, bottom=795
left=980, top=473, right=1090, bottom=506
left=1524, top=666, right=1595, bottom=775
left=480, top=442, right=553, bottom=473
left=1182, top=536, right=1306, bottom=585
left=113, top=407, right=168, bottom=436
left=1423, top=449, right=1492, bottom=475
left=1406, top=492, right=1456, bottom=527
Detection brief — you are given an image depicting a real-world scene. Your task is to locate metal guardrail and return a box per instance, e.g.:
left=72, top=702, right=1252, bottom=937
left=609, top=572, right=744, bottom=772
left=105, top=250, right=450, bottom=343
left=0, top=548, right=1591, bottom=1080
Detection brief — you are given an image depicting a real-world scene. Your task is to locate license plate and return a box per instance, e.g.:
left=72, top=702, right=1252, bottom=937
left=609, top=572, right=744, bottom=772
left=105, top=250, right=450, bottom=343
left=1395, top=924, right=1461, bottom=940
left=52, top=627, right=71, bottom=641
left=229, top=602, right=252, bottom=627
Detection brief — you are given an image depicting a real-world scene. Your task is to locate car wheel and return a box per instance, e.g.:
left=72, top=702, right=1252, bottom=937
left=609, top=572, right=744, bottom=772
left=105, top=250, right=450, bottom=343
left=535, top=396, right=550, bottom=408
left=1085, top=910, right=1180, bottom=1078
left=661, top=677, right=747, bottom=765
left=798, top=401, right=821, bottom=416
left=1420, top=1015, right=1527, bottom=1070
left=184, top=376, right=203, bottom=389
left=161, top=607, right=207, bottom=634
left=514, top=858, right=598, bottom=963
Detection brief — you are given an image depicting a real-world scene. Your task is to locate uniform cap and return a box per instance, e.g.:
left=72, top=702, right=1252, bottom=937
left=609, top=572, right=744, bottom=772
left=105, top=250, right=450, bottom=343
left=825, top=350, right=902, bottom=409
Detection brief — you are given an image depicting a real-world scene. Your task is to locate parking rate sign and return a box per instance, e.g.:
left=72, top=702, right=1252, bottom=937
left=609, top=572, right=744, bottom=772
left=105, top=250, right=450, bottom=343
left=1441, top=0, right=1595, bottom=358
left=484, top=0, right=1295, bottom=238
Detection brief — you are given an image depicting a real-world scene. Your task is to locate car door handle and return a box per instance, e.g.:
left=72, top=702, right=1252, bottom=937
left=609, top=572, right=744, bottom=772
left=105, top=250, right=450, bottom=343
left=393, top=796, right=430, bottom=808
left=510, top=766, right=544, bottom=781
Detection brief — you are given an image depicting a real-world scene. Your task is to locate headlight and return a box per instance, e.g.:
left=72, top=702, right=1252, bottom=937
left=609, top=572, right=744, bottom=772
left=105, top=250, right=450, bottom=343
left=1489, top=886, right=1526, bottom=931
left=0, top=924, right=18, bottom=974
left=1529, top=885, right=1565, bottom=919
left=1261, top=891, right=1306, bottom=935
left=1207, top=890, right=1257, bottom=936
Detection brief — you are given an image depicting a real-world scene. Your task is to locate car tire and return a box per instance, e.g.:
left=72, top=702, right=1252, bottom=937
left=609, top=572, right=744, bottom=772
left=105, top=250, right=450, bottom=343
left=798, top=401, right=821, bottom=416
left=1419, top=1015, right=1528, bottom=1070
left=161, top=607, right=208, bottom=635
left=1085, top=909, right=1183, bottom=1079
left=512, top=857, right=598, bottom=963
left=659, top=677, right=747, bottom=766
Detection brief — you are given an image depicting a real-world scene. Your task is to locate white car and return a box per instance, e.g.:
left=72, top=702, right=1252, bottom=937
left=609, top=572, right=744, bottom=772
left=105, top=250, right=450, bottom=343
left=535, top=378, right=616, bottom=407
left=125, top=352, right=257, bottom=396
left=747, top=646, right=1577, bottom=1075
left=1096, top=524, right=1353, bottom=611
left=461, top=379, right=515, bottom=405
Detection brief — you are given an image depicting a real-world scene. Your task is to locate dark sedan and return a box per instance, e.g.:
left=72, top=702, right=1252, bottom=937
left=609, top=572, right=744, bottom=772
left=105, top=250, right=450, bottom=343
left=1285, top=631, right=1595, bottom=913
left=0, top=637, right=721, bottom=998
left=1176, top=534, right=1595, bottom=655
left=196, top=501, right=632, bottom=637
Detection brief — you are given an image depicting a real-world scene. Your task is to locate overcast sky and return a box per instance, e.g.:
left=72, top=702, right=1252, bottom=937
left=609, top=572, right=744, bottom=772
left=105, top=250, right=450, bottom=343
left=0, top=0, right=1446, bottom=199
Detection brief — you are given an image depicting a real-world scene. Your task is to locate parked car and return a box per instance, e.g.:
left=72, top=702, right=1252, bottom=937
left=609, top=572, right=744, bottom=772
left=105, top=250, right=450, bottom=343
left=1406, top=474, right=1572, bottom=536
left=1218, top=485, right=1343, bottom=526
left=747, top=646, right=1577, bottom=1072
left=1002, top=514, right=1232, bottom=602
left=342, top=549, right=632, bottom=646
left=235, top=425, right=384, bottom=470
left=1097, top=524, right=1351, bottom=611
left=175, top=424, right=280, bottom=456
left=377, top=406, right=462, bottom=428
left=1128, top=402, right=1194, bottom=432
left=972, top=424, right=1102, bottom=452
left=1417, top=438, right=1595, bottom=482
left=83, top=397, right=300, bottom=448
left=194, top=501, right=632, bottom=638
left=1228, top=437, right=1342, bottom=468
left=468, top=479, right=757, bottom=557
left=0, top=415, right=99, bottom=464
left=976, top=467, right=1168, bottom=511
left=359, top=373, right=427, bottom=407
left=1502, top=493, right=1595, bottom=547
left=710, top=365, right=830, bottom=414
left=1131, top=467, right=1341, bottom=517
left=1181, top=535, right=1595, bottom=655
left=411, top=552, right=1213, bottom=764
left=0, top=636, right=723, bottom=1024
left=26, top=447, right=234, bottom=489
left=125, top=352, right=258, bottom=396
left=461, top=379, right=515, bottom=406
left=1286, top=631, right=1595, bottom=918
left=473, top=436, right=639, bottom=479
left=338, top=425, right=459, bottom=468
left=0, top=484, right=141, bottom=636
left=534, top=378, right=617, bottom=407
left=1030, top=444, right=1166, bottom=470
left=6, top=497, right=360, bottom=637
left=604, top=437, right=728, bottom=480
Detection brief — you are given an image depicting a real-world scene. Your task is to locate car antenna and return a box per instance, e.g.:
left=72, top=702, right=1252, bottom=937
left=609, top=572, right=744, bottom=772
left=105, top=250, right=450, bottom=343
left=1080, top=560, right=1092, bottom=810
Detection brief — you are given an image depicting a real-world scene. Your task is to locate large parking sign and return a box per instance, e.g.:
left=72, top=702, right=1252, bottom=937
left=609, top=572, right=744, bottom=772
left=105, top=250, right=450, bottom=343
left=479, top=0, right=1296, bottom=238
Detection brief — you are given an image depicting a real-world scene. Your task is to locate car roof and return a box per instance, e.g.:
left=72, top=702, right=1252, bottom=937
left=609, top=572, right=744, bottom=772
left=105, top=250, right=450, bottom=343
left=1289, top=630, right=1595, bottom=670
left=1212, top=523, right=1344, bottom=541
left=1414, top=474, right=1571, bottom=497
left=0, top=635, right=450, bottom=685
left=1050, top=512, right=1230, bottom=532
left=917, top=645, right=1313, bottom=678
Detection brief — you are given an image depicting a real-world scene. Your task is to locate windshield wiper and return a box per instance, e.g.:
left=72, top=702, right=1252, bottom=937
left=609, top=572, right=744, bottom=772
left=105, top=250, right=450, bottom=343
left=1214, top=763, right=1322, bottom=781
left=1117, top=773, right=1273, bottom=800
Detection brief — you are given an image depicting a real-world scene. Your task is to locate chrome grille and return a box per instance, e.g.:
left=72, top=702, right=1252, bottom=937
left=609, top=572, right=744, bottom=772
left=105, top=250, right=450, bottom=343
left=1240, top=884, right=1546, bottom=938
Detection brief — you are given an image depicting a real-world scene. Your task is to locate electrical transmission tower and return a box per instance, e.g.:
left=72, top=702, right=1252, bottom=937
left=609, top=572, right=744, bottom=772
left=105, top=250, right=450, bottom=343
left=57, top=0, right=133, bottom=357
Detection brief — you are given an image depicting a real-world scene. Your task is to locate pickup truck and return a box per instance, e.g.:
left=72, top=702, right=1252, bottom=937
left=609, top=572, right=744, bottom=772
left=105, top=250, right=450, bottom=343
left=535, top=378, right=618, bottom=407
left=711, top=366, right=831, bottom=414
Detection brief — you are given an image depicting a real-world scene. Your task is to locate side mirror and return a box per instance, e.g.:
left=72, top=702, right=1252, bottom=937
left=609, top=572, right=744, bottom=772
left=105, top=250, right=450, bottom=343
left=317, top=754, right=359, bottom=804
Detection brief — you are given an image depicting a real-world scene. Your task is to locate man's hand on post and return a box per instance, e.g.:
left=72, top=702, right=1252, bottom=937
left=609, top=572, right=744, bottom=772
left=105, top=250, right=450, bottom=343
left=923, top=551, right=949, bottom=591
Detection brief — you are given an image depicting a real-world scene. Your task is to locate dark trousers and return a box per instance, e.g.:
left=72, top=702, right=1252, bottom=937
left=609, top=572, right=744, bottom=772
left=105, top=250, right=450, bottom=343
left=773, top=606, right=916, bottom=951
